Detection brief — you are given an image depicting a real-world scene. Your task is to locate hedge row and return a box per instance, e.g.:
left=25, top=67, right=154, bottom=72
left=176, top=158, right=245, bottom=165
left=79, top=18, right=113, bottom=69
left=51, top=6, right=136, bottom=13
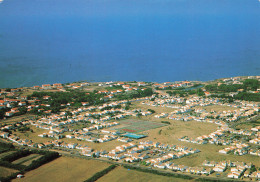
left=84, top=164, right=117, bottom=182
left=1, top=150, right=31, bottom=162
left=0, top=149, right=60, bottom=182
left=0, top=160, right=25, bottom=171
left=25, top=151, right=60, bottom=171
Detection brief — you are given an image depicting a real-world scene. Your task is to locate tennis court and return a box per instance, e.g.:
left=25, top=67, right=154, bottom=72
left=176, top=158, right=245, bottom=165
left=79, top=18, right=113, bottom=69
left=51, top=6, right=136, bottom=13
left=116, top=119, right=166, bottom=133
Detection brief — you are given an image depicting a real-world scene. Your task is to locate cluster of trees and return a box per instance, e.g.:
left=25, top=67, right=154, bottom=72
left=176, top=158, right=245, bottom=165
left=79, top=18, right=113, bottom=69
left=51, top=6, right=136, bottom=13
left=243, top=79, right=259, bottom=90
left=205, top=79, right=259, bottom=93
left=147, top=109, right=155, bottom=114
left=29, top=91, right=106, bottom=114
left=0, top=106, right=27, bottom=119
left=1, top=87, right=153, bottom=118
left=115, top=88, right=153, bottom=100
left=166, top=90, right=187, bottom=97
left=161, top=121, right=170, bottom=124
left=100, top=105, right=121, bottom=111
left=205, top=84, right=243, bottom=93
left=197, top=88, right=205, bottom=96
left=166, top=88, right=204, bottom=97
left=156, top=86, right=179, bottom=90
left=233, top=92, right=260, bottom=102
left=124, top=102, right=131, bottom=110
left=105, top=85, right=123, bottom=91
left=84, top=164, right=117, bottom=182
left=0, top=108, right=9, bottom=119
left=18, top=126, right=31, bottom=132
left=211, top=92, right=260, bottom=102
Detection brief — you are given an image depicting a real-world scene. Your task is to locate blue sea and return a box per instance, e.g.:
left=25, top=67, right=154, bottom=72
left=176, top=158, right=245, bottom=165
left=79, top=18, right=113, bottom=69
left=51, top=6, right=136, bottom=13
left=0, top=0, right=260, bottom=88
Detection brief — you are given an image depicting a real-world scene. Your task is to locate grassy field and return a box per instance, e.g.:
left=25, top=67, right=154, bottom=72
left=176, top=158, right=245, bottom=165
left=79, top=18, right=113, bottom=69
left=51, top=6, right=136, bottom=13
left=12, top=154, right=42, bottom=166
left=143, top=120, right=218, bottom=144
left=0, top=166, right=18, bottom=178
left=194, top=105, right=237, bottom=112
left=1, top=113, right=35, bottom=125
left=13, top=157, right=111, bottom=182
left=12, top=126, right=52, bottom=144
left=0, top=151, right=15, bottom=159
left=235, top=119, right=260, bottom=130
left=97, top=166, right=193, bottom=182
left=172, top=144, right=260, bottom=167
left=137, top=119, right=260, bottom=167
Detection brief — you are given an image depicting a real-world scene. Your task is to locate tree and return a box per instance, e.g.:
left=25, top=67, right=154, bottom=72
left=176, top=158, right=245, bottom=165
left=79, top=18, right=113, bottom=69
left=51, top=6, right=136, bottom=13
left=147, top=109, right=155, bottom=114
left=18, top=107, right=27, bottom=115
left=0, top=108, right=9, bottom=119
left=197, top=89, right=205, bottom=96
left=250, top=165, right=257, bottom=173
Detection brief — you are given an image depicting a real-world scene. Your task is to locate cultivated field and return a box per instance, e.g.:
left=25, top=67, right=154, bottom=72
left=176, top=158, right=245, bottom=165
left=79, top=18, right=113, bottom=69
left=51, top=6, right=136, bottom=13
left=13, top=157, right=111, bottom=182
left=1, top=113, right=35, bottom=125
left=0, top=166, right=18, bottom=178
left=12, top=154, right=42, bottom=166
left=97, top=166, right=192, bottom=182
left=0, top=151, right=15, bottom=159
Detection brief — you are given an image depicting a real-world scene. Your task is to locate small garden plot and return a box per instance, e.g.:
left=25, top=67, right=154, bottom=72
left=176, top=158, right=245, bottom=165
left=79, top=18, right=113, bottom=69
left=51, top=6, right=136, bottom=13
left=12, top=154, right=42, bottom=166
left=116, top=119, right=166, bottom=133
left=0, top=151, right=16, bottom=159
left=22, top=155, right=43, bottom=166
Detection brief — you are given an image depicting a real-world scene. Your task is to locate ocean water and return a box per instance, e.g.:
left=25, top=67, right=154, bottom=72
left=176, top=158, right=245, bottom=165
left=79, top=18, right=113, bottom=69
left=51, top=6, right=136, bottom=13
left=0, top=0, right=260, bottom=88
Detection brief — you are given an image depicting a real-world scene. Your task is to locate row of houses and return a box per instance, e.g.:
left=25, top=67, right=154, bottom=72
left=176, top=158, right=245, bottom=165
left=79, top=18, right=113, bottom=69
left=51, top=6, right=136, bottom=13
left=144, top=96, right=259, bottom=123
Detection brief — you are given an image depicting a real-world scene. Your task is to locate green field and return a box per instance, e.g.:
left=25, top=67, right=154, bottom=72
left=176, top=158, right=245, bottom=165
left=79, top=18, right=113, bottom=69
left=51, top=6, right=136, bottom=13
left=12, top=154, right=42, bottom=166
left=97, top=166, right=192, bottom=182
